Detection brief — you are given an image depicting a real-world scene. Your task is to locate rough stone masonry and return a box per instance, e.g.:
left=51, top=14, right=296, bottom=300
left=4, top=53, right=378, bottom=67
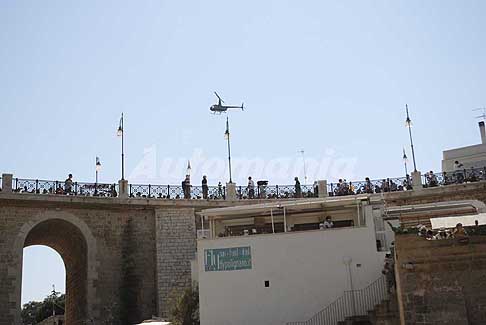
left=3, top=180, right=486, bottom=324
left=0, top=192, right=231, bottom=325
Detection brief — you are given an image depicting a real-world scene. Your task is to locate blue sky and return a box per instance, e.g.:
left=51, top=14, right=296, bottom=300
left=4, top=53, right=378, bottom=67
left=1, top=0, right=485, bottom=303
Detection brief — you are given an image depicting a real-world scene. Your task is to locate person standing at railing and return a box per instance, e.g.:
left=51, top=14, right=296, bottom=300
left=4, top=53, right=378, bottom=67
left=182, top=175, right=191, bottom=199
left=217, top=181, right=223, bottom=198
left=247, top=176, right=255, bottom=199
left=64, top=174, right=73, bottom=194
left=427, top=171, right=438, bottom=187
left=364, top=177, right=373, bottom=194
left=202, top=175, right=208, bottom=199
left=294, top=177, right=302, bottom=198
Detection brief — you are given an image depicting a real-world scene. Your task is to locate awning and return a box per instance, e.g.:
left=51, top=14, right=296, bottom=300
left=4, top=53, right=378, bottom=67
left=430, top=213, right=486, bottom=229
left=200, top=196, right=373, bottom=218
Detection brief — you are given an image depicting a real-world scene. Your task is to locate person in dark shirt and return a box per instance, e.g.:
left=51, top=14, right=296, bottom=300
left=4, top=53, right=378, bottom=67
left=202, top=175, right=209, bottom=199
left=64, top=174, right=73, bottom=194
left=294, top=177, right=302, bottom=198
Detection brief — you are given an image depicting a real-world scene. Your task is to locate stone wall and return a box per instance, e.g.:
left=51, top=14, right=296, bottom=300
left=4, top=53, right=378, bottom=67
left=0, top=203, right=158, bottom=324
left=0, top=192, right=227, bottom=324
left=155, top=208, right=197, bottom=318
left=394, top=234, right=486, bottom=325
left=4, top=181, right=486, bottom=324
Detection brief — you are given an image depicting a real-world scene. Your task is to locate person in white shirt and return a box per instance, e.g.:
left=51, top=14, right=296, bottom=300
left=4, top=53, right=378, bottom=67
left=323, top=216, right=334, bottom=229
left=247, top=176, right=255, bottom=199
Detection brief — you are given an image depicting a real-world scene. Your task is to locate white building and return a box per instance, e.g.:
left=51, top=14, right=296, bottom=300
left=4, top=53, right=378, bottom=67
left=196, top=196, right=389, bottom=325
left=442, top=121, right=486, bottom=172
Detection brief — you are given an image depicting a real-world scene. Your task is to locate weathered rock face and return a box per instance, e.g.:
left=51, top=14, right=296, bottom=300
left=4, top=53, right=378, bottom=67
left=395, top=234, right=486, bottom=325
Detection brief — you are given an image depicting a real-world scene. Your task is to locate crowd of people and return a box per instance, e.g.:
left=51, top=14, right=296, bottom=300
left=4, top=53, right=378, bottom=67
left=424, top=166, right=486, bottom=188
left=416, top=220, right=486, bottom=241
left=331, top=176, right=413, bottom=196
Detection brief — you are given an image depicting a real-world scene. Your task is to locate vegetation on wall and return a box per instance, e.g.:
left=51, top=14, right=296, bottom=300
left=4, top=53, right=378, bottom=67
left=169, top=284, right=200, bottom=325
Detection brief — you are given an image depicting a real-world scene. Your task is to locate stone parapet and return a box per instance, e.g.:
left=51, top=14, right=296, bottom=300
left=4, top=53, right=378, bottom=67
left=395, top=234, right=486, bottom=325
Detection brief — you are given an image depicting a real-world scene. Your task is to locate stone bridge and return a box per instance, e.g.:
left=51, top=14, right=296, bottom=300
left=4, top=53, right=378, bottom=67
left=2, top=174, right=486, bottom=324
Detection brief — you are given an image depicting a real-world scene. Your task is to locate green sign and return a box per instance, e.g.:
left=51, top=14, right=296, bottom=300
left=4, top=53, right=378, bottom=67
left=204, top=246, right=252, bottom=272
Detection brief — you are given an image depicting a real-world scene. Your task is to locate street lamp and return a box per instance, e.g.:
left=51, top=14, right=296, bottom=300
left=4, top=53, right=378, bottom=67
left=299, top=149, right=308, bottom=184
left=225, top=116, right=233, bottom=183
left=405, top=104, right=418, bottom=172
left=95, top=157, right=101, bottom=195
left=186, top=160, right=192, bottom=175
left=402, top=148, right=408, bottom=176
left=117, top=113, right=125, bottom=180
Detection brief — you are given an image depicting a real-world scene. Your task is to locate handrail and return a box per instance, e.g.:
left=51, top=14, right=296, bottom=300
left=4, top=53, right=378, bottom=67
left=287, top=275, right=388, bottom=325
left=7, top=166, right=486, bottom=201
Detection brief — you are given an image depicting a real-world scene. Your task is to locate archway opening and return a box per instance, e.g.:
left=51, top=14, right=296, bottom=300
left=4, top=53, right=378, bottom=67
left=22, top=245, right=66, bottom=322
left=22, top=219, right=89, bottom=324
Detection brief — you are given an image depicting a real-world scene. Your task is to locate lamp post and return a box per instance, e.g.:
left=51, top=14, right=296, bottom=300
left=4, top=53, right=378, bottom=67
left=402, top=148, right=408, bottom=176
left=117, top=113, right=125, bottom=180
left=343, top=257, right=356, bottom=316
left=299, top=149, right=308, bottom=184
left=95, top=157, right=101, bottom=195
left=186, top=160, right=192, bottom=176
left=405, top=104, right=417, bottom=172
left=225, top=116, right=233, bottom=183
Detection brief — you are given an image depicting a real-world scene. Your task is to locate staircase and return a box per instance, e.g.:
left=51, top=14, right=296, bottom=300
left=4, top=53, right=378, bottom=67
left=287, top=276, right=399, bottom=325
left=337, top=292, right=400, bottom=325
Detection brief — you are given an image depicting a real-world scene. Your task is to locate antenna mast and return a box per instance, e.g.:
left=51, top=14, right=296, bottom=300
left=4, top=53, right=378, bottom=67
left=473, top=107, right=486, bottom=120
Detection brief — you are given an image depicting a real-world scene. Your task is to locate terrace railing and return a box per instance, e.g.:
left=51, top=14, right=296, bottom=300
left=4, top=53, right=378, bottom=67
left=128, top=184, right=226, bottom=200
left=287, top=275, right=388, bottom=325
left=328, top=176, right=410, bottom=197
left=13, top=178, right=118, bottom=197
left=422, top=167, right=486, bottom=188
left=7, top=166, right=486, bottom=201
left=236, top=184, right=316, bottom=200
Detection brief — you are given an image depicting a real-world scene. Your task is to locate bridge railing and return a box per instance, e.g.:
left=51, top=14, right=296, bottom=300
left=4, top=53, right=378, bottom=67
left=236, top=184, right=317, bottom=199
left=128, top=184, right=226, bottom=200
left=327, top=176, right=411, bottom=197
left=8, top=167, right=486, bottom=201
left=422, top=167, right=486, bottom=188
left=12, top=178, right=118, bottom=197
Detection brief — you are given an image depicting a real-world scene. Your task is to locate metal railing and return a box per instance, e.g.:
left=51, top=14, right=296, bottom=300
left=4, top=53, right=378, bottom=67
left=328, top=177, right=411, bottom=197
left=236, top=184, right=316, bottom=199
left=12, top=178, right=118, bottom=197
left=287, top=275, right=388, bottom=325
left=422, top=167, right=486, bottom=188
left=128, top=184, right=226, bottom=200
left=8, top=166, right=486, bottom=201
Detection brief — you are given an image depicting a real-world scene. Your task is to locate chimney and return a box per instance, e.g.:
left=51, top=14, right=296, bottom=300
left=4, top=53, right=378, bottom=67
left=479, top=121, right=486, bottom=144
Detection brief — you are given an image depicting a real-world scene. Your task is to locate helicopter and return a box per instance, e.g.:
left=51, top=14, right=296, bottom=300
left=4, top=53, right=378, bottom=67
left=210, top=92, right=244, bottom=114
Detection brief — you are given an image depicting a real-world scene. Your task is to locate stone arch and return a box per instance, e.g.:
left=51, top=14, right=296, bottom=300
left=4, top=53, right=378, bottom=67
left=14, top=210, right=98, bottom=324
